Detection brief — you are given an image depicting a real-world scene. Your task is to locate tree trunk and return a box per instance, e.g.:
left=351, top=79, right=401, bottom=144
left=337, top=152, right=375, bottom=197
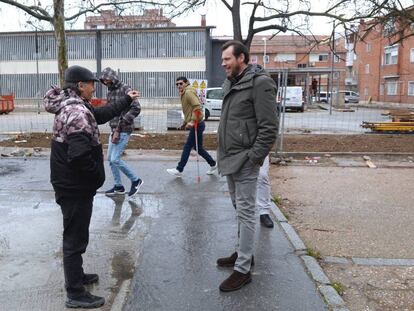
left=53, top=0, right=67, bottom=86
left=232, top=0, right=242, bottom=42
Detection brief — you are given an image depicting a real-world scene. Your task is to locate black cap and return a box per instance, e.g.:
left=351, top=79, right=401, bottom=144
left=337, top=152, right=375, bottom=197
left=63, top=65, right=99, bottom=88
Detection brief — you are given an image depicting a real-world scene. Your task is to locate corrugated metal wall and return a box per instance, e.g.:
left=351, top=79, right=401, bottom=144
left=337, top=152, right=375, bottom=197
left=0, top=29, right=207, bottom=98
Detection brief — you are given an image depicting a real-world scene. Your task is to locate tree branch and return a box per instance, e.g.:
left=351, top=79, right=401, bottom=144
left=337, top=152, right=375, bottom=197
left=0, top=0, right=52, bottom=21
left=220, top=0, right=232, bottom=12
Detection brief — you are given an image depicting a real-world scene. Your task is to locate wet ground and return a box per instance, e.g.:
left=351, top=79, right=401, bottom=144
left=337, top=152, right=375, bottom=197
left=0, top=151, right=327, bottom=311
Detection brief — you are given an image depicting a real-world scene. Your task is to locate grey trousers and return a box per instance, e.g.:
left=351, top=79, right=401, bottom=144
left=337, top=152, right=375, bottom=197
left=256, top=155, right=272, bottom=215
left=226, top=160, right=260, bottom=274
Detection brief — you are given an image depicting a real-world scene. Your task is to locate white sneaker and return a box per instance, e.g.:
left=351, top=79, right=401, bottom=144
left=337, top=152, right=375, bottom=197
left=166, top=168, right=183, bottom=177
left=206, top=164, right=218, bottom=175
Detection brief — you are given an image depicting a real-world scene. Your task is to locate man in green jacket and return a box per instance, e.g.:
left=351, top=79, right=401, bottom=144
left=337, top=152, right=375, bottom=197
left=166, top=76, right=217, bottom=177
left=216, top=41, right=279, bottom=292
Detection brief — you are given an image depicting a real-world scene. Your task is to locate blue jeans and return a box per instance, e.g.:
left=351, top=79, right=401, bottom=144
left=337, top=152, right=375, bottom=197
left=177, top=121, right=216, bottom=172
left=108, top=132, right=138, bottom=186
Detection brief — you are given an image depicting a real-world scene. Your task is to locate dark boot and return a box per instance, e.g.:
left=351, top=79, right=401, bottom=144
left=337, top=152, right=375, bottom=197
left=65, top=291, right=105, bottom=309
left=83, top=273, right=99, bottom=285
left=219, top=270, right=252, bottom=292
left=216, top=252, right=255, bottom=267
left=260, top=214, right=274, bottom=228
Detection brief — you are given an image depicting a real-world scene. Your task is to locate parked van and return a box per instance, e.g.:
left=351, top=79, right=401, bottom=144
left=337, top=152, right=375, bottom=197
left=204, top=87, right=224, bottom=120
left=277, top=86, right=304, bottom=112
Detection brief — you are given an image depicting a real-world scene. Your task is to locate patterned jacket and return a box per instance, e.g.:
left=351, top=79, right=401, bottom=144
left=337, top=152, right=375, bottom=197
left=99, top=67, right=141, bottom=133
left=44, top=86, right=132, bottom=195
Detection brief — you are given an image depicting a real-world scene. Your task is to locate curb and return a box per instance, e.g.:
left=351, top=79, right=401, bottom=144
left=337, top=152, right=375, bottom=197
left=269, top=202, right=349, bottom=311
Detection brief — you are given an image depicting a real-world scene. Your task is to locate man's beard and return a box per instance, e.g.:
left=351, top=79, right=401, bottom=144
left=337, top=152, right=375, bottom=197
left=228, top=63, right=241, bottom=79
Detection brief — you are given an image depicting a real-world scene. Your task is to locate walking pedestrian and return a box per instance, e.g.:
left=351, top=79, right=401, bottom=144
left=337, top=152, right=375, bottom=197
left=44, top=65, right=139, bottom=309
left=166, top=76, right=217, bottom=177
left=99, top=67, right=143, bottom=197
left=216, top=41, right=278, bottom=292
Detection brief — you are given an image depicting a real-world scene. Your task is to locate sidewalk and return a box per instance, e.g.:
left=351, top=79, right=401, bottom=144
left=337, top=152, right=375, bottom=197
left=0, top=150, right=327, bottom=310
left=270, top=154, right=414, bottom=310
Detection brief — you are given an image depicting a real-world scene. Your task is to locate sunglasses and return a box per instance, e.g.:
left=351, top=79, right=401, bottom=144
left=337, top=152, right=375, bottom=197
left=175, top=82, right=184, bottom=86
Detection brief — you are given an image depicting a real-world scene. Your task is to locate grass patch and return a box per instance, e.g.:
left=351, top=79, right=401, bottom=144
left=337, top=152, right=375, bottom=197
left=332, top=282, right=344, bottom=296
left=271, top=195, right=282, bottom=206
left=306, top=247, right=322, bottom=260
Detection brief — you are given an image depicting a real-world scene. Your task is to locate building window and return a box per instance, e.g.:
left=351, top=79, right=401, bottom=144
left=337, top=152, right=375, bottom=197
left=364, top=87, right=368, bottom=96
left=366, top=43, right=372, bottom=52
left=274, top=53, right=296, bottom=62
left=333, top=72, right=339, bottom=79
left=297, top=63, right=307, bottom=68
left=384, top=45, right=398, bottom=65
left=309, top=53, right=328, bottom=62
left=411, top=49, right=414, bottom=63
left=386, top=81, right=398, bottom=95
left=334, top=55, right=340, bottom=63
left=319, top=54, right=329, bottom=61
left=408, top=81, right=414, bottom=96
left=365, top=64, right=370, bottom=74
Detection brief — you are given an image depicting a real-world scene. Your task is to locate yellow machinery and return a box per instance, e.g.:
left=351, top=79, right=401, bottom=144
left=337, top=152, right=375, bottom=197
left=361, top=121, right=414, bottom=132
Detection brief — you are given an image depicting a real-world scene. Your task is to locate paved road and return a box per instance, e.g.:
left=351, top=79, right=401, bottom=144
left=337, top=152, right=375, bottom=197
left=0, top=150, right=327, bottom=310
left=0, top=107, right=388, bottom=134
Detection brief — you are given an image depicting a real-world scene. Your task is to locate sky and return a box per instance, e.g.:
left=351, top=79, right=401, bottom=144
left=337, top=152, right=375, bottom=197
left=0, top=0, right=336, bottom=36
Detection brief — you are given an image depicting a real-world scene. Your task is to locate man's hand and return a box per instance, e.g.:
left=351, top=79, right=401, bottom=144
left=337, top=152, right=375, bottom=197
left=127, top=90, right=140, bottom=99
left=111, top=130, right=120, bottom=144
left=185, top=121, right=194, bottom=129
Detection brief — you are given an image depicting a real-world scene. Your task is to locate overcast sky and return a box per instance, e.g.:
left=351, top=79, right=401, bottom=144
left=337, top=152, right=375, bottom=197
left=0, top=0, right=335, bottom=36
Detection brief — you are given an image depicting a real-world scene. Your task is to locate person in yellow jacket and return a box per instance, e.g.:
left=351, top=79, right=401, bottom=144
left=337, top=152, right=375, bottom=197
left=166, top=76, right=217, bottom=177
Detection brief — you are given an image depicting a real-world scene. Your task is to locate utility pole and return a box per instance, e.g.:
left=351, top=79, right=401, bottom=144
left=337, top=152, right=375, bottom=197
left=262, top=37, right=267, bottom=69
left=27, top=21, right=41, bottom=114
left=329, top=20, right=336, bottom=115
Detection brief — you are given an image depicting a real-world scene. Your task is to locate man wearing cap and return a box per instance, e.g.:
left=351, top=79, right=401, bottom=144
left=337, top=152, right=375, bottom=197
left=44, top=65, right=139, bottom=309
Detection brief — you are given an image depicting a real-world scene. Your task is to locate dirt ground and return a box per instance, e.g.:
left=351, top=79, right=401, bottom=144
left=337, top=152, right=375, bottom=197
left=270, top=158, right=414, bottom=311
left=1, top=132, right=414, bottom=152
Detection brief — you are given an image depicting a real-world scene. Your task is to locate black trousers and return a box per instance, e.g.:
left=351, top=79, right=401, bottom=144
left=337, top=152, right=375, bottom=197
left=56, top=193, right=94, bottom=298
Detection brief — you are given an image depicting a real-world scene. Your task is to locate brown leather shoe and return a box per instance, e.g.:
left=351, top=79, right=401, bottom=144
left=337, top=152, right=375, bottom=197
left=219, top=270, right=252, bottom=292
left=216, top=252, right=255, bottom=267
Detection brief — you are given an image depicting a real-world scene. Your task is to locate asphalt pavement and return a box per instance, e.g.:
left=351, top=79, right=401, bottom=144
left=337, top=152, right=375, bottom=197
left=0, top=149, right=327, bottom=310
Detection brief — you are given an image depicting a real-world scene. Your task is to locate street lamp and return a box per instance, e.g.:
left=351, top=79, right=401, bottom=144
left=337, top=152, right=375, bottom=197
left=262, top=37, right=267, bottom=69
left=27, top=21, right=41, bottom=114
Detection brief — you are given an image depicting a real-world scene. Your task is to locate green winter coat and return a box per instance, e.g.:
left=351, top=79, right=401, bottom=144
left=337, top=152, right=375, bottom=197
left=217, top=65, right=279, bottom=176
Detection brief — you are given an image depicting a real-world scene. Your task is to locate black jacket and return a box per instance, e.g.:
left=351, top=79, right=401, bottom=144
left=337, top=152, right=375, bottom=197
left=44, top=87, right=132, bottom=196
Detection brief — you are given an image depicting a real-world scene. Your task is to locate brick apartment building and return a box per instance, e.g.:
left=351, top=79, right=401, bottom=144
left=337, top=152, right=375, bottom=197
left=84, top=9, right=175, bottom=29
left=355, top=18, right=414, bottom=104
left=248, top=35, right=349, bottom=99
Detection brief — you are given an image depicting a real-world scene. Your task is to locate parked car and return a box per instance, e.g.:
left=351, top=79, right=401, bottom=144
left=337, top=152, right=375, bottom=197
left=338, top=90, right=359, bottom=103
left=277, top=86, right=305, bottom=112
left=313, top=91, right=330, bottom=103
left=204, top=87, right=224, bottom=120
left=313, top=91, right=359, bottom=104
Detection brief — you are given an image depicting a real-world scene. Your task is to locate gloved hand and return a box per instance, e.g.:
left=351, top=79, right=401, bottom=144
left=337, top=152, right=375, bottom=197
left=111, top=129, right=120, bottom=144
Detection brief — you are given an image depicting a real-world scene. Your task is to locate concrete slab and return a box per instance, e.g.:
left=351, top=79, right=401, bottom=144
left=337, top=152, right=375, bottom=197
left=0, top=153, right=327, bottom=310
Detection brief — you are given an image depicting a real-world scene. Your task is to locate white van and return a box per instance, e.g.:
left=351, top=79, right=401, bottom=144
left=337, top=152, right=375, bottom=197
left=277, top=86, right=304, bottom=112
left=204, top=87, right=224, bottom=120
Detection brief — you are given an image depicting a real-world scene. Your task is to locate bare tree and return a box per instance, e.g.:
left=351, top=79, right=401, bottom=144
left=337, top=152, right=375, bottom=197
left=352, top=1, right=414, bottom=45
left=0, top=0, right=205, bottom=85
left=216, top=0, right=393, bottom=49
